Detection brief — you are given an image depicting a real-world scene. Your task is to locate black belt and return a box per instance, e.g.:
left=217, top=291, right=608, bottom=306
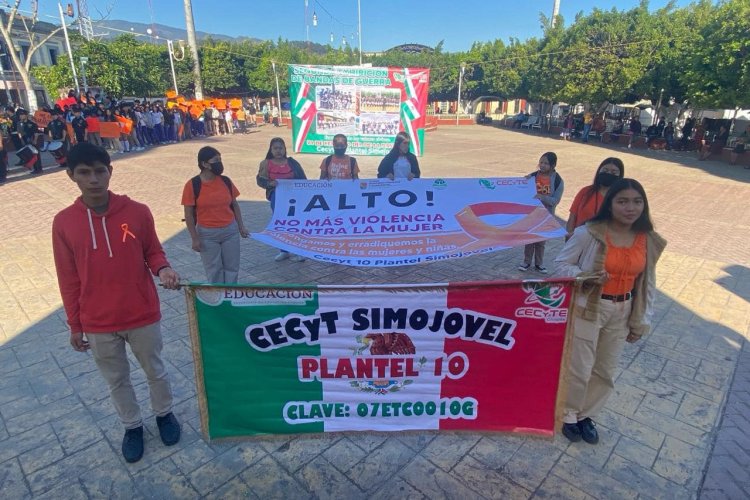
left=601, top=291, right=633, bottom=302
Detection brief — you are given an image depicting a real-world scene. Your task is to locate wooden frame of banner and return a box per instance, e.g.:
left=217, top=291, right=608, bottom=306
left=552, top=280, right=580, bottom=437
left=185, top=286, right=211, bottom=441
left=185, top=279, right=577, bottom=441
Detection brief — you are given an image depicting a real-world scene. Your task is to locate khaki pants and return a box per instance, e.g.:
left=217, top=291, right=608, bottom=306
left=563, top=298, right=631, bottom=424
left=87, top=322, right=173, bottom=429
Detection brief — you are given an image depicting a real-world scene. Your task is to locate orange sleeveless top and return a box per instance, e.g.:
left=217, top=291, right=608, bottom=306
left=602, top=232, right=647, bottom=296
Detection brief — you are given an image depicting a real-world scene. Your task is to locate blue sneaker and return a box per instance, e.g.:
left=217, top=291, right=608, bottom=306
left=156, top=412, right=181, bottom=446
left=122, top=426, right=144, bottom=463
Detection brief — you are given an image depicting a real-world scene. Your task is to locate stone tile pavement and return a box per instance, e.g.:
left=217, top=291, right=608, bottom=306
left=0, top=126, right=749, bottom=498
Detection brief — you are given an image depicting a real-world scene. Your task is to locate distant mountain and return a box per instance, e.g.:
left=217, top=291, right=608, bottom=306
left=91, top=20, right=261, bottom=44
left=90, top=20, right=331, bottom=54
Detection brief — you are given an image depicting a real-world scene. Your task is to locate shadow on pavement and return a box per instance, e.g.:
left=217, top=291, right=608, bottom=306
left=0, top=201, right=747, bottom=498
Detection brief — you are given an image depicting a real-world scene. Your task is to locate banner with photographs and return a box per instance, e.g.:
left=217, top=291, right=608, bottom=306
left=187, top=280, right=574, bottom=439
left=289, top=65, right=430, bottom=156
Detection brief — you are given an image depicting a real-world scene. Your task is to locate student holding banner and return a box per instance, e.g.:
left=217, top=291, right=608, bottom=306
left=256, top=137, right=307, bottom=262
left=52, top=143, right=182, bottom=463
left=320, top=134, right=360, bottom=180
left=519, top=152, right=564, bottom=274
left=554, top=178, right=666, bottom=445
left=377, top=132, right=421, bottom=180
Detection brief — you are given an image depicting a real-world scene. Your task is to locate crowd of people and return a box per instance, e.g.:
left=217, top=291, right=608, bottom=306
left=0, top=91, right=287, bottom=185
left=511, top=108, right=748, bottom=166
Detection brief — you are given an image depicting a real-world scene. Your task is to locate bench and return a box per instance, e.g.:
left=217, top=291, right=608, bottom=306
left=520, top=116, right=539, bottom=130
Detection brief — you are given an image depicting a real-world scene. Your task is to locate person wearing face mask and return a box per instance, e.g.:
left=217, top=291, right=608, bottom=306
left=182, top=146, right=248, bottom=283
left=320, top=134, right=360, bottom=180
left=377, top=132, right=421, bottom=180
left=566, top=158, right=625, bottom=240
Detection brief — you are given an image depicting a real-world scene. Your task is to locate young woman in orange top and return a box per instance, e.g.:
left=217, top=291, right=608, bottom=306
left=565, top=157, right=625, bottom=240
left=182, top=146, right=248, bottom=283
left=555, top=178, right=666, bottom=445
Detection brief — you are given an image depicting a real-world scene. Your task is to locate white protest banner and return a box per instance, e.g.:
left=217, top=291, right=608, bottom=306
left=252, top=178, right=565, bottom=266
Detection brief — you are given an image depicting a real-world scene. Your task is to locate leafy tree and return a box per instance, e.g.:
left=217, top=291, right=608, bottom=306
left=682, top=0, right=750, bottom=108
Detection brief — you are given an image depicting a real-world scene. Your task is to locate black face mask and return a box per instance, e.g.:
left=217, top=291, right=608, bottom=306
left=209, top=162, right=224, bottom=175
left=597, top=172, right=618, bottom=187
left=333, top=146, right=347, bottom=157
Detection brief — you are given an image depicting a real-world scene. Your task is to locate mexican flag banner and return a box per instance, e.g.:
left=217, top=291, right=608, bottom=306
left=187, top=280, right=574, bottom=440
left=288, top=65, right=430, bottom=156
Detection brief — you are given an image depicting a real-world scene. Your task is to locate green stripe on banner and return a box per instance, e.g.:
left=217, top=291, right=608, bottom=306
left=195, top=289, right=323, bottom=437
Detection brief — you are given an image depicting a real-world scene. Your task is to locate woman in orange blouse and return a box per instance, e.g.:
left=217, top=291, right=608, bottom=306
left=565, top=158, right=624, bottom=240
left=555, top=179, right=666, bottom=445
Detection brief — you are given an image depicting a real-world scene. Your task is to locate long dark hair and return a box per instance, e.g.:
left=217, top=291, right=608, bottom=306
left=589, top=178, right=654, bottom=232
left=540, top=151, right=557, bottom=169
left=388, top=132, right=410, bottom=157
left=265, top=137, right=287, bottom=160
left=583, top=157, right=625, bottom=204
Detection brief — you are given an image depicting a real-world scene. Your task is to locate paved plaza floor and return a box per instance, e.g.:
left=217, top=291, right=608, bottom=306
left=0, top=125, right=749, bottom=499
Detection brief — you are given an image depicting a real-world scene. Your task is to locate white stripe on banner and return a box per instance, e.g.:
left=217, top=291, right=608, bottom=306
left=317, top=288, right=448, bottom=431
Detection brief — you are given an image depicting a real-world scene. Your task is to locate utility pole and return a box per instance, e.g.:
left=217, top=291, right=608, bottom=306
left=552, top=0, right=560, bottom=28
left=183, top=0, right=204, bottom=100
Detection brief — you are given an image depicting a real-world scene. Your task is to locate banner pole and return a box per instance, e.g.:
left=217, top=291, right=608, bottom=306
left=185, top=286, right=211, bottom=441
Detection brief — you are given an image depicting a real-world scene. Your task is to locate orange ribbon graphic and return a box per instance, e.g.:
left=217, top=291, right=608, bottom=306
left=454, top=202, right=561, bottom=251
left=121, top=223, right=136, bottom=242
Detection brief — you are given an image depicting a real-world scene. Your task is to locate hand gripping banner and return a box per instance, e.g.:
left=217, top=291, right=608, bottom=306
left=252, top=177, right=566, bottom=266
left=186, top=279, right=575, bottom=440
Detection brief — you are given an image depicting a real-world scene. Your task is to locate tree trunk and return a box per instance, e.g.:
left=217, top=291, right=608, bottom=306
left=21, top=71, right=38, bottom=111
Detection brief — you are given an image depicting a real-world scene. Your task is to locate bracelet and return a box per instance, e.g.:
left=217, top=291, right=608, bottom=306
left=156, top=265, right=172, bottom=275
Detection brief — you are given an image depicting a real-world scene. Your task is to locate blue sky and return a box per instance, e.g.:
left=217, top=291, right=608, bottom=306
left=41, top=0, right=697, bottom=52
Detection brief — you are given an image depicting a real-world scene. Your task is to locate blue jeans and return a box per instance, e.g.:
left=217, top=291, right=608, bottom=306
left=582, top=124, right=592, bottom=142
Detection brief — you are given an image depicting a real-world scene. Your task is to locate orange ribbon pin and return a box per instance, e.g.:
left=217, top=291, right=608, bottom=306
left=121, top=223, right=136, bottom=242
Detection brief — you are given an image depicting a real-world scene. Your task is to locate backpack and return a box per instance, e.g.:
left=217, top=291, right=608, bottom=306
left=324, top=155, right=357, bottom=178
left=189, top=175, right=234, bottom=223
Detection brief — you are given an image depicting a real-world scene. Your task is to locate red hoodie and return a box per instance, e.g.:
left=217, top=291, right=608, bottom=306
left=52, top=192, right=170, bottom=334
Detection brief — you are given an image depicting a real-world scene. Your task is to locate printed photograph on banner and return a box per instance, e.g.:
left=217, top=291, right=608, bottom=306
left=316, top=112, right=356, bottom=135
left=360, top=89, right=401, bottom=113
left=316, top=85, right=356, bottom=112
left=360, top=113, right=400, bottom=136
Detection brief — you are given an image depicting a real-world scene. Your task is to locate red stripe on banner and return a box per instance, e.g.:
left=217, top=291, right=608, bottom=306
left=439, top=281, right=572, bottom=435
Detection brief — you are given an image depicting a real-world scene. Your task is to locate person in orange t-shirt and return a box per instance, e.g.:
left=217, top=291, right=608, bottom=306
left=566, top=157, right=625, bottom=240
left=182, top=146, right=248, bottom=283
left=518, top=152, right=564, bottom=274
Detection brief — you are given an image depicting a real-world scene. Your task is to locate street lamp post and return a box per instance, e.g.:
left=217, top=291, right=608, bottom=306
left=58, top=2, right=80, bottom=95
left=79, top=56, right=88, bottom=93
left=456, top=63, right=466, bottom=126
left=357, top=0, right=362, bottom=65
left=271, top=61, right=283, bottom=126
left=166, top=40, right=185, bottom=94
left=654, top=87, right=664, bottom=125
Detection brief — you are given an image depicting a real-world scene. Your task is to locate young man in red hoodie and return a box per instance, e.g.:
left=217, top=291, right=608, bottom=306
left=52, top=142, right=182, bottom=463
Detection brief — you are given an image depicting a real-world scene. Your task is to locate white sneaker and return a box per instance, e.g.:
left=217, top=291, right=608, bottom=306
left=290, top=254, right=306, bottom=262
left=274, top=251, right=289, bottom=262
